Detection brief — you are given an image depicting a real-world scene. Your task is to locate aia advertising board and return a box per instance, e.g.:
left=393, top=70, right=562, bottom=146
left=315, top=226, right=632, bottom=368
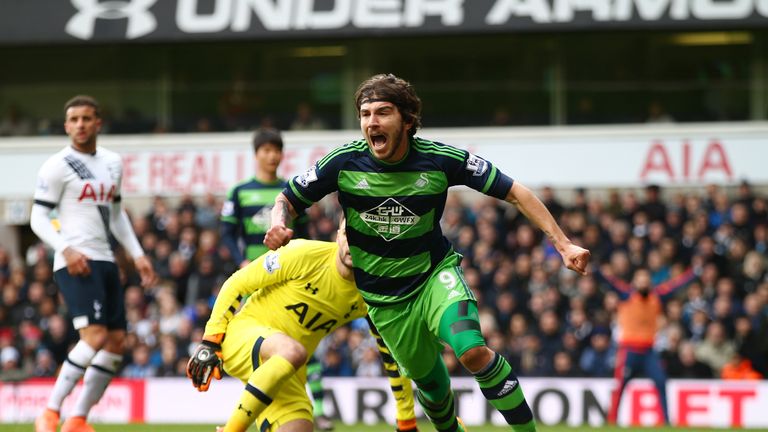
left=0, top=378, right=766, bottom=427
left=0, top=124, right=767, bottom=205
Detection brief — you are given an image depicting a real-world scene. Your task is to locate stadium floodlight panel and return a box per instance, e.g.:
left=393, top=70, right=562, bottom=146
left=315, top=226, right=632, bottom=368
left=291, top=46, right=348, bottom=57
left=669, top=31, right=753, bottom=46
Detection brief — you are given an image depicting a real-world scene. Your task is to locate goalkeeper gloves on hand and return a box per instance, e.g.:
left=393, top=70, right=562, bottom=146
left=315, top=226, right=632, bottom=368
left=187, top=335, right=224, bottom=392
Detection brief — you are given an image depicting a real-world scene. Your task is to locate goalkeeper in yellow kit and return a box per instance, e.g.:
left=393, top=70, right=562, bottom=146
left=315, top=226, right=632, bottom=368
left=186, top=218, right=418, bottom=432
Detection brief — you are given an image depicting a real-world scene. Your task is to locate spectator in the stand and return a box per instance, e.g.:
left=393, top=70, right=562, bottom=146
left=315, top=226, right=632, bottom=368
left=695, top=321, right=736, bottom=376
left=741, top=251, right=766, bottom=296
left=645, top=101, right=674, bottom=123
left=541, top=186, right=565, bottom=221
left=734, top=313, right=762, bottom=366
left=356, top=346, right=384, bottom=377
left=579, top=327, right=615, bottom=377
left=720, top=347, right=763, bottom=380
left=32, top=349, right=58, bottom=377
left=155, top=334, right=182, bottom=377
left=666, top=340, right=713, bottom=379
left=537, top=310, right=564, bottom=375
left=641, top=185, right=667, bottom=223
left=218, top=74, right=254, bottom=131
left=184, top=254, right=224, bottom=308
left=290, top=101, right=327, bottom=130
left=195, top=193, right=221, bottom=230
left=122, top=343, right=157, bottom=378
left=553, top=351, right=583, bottom=377
left=0, top=104, right=35, bottom=136
left=0, top=345, right=26, bottom=381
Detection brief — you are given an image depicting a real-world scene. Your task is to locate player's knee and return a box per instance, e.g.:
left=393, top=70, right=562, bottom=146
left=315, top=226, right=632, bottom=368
left=79, top=325, right=109, bottom=350
left=103, top=331, right=126, bottom=354
left=279, top=340, right=307, bottom=369
left=264, top=335, right=307, bottom=369
left=458, top=346, right=493, bottom=373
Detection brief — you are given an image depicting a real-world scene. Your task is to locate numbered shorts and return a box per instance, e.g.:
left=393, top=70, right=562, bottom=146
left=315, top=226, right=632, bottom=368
left=222, top=315, right=312, bottom=431
left=367, top=252, right=482, bottom=380
left=54, top=260, right=126, bottom=331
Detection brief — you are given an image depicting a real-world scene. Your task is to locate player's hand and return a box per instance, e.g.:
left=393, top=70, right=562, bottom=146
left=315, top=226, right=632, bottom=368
left=264, top=225, right=294, bottom=251
left=63, top=247, right=91, bottom=277
left=239, top=259, right=251, bottom=269
left=561, top=243, right=591, bottom=276
left=134, top=255, right=157, bottom=288
left=396, top=418, right=418, bottom=432
left=187, top=336, right=223, bottom=392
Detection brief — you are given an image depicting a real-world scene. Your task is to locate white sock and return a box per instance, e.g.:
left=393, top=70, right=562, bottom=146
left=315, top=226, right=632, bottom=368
left=71, top=350, right=123, bottom=418
left=47, top=341, right=97, bottom=412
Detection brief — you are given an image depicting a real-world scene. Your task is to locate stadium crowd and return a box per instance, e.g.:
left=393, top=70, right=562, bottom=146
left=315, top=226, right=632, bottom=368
left=1, top=183, right=767, bottom=382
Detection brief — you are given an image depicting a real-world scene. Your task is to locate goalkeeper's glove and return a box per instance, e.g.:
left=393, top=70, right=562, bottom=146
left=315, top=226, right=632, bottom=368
left=187, top=334, right=224, bottom=392
left=396, top=418, right=418, bottom=432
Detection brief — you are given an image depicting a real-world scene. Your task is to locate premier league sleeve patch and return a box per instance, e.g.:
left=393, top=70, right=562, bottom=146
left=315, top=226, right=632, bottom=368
left=264, top=253, right=281, bottom=274
left=465, top=154, right=489, bottom=177
left=296, top=165, right=318, bottom=187
left=220, top=200, right=235, bottom=217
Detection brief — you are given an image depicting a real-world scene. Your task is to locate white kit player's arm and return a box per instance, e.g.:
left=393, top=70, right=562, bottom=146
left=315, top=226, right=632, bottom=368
left=108, top=156, right=156, bottom=287
left=110, top=197, right=156, bottom=287
left=29, top=204, right=68, bottom=252
left=110, top=205, right=144, bottom=259
left=31, top=158, right=69, bottom=253
left=107, top=156, right=144, bottom=259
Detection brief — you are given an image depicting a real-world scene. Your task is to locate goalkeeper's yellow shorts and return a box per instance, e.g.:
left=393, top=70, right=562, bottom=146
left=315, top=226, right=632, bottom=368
left=221, top=316, right=313, bottom=431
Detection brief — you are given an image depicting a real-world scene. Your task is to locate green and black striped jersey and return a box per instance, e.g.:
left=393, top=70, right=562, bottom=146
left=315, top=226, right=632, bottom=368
left=283, top=137, right=513, bottom=306
left=221, top=177, right=308, bottom=263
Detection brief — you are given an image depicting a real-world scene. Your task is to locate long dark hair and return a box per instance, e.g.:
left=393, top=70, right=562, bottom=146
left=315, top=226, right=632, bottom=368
left=354, top=74, right=422, bottom=137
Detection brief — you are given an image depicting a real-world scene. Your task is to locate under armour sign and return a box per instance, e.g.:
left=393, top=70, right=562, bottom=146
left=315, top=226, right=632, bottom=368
left=66, top=0, right=159, bottom=40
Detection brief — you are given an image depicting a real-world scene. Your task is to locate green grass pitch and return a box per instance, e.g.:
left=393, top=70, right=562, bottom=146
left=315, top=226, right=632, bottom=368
left=2, top=423, right=767, bottom=431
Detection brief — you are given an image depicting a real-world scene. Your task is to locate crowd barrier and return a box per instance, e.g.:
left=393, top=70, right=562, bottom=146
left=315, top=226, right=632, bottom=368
left=1, top=377, right=766, bottom=428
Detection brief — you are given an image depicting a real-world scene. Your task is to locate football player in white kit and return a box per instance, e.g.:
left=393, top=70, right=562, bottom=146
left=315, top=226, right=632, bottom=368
left=30, top=95, right=156, bottom=432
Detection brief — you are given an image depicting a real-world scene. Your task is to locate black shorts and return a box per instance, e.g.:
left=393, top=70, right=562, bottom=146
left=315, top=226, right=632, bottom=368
left=54, top=260, right=127, bottom=331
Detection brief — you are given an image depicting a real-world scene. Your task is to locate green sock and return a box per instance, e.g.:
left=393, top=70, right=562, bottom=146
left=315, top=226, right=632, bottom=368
left=307, top=355, right=325, bottom=416
left=474, top=353, right=536, bottom=432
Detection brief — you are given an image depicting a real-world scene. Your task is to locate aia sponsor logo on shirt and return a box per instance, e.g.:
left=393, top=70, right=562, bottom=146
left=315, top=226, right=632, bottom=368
left=78, top=182, right=116, bottom=202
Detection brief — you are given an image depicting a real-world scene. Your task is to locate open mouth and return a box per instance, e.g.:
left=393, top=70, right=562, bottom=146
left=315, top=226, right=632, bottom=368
left=371, top=134, right=387, bottom=150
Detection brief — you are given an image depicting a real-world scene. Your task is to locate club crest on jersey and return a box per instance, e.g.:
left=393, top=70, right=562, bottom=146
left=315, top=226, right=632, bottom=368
left=296, top=165, right=318, bottom=187
left=359, top=198, right=420, bottom=241
left=414, top=173, right=430, bottom=189
left=465, top=154, right=489, bottom=177
left=264, top=253, right=281, bottom=274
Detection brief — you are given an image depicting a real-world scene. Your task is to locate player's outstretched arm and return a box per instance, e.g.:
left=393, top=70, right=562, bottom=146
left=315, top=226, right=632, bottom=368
left=505, top=181, right=591, bottom=275
left=264, top=193, right=297, bottom=250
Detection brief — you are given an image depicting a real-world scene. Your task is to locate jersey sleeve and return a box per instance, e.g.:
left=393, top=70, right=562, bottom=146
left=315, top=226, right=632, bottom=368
left=283, top=146, right=347, bottom=213
left=106, top=156, right=144, bottom=259
left=220, top=185, right=244, bottom=263
left=33, top=157, right=66, bottom=209
left=443, top=145, right=513, bottom=200
left=204, top=241, right=305, bottom=336
left=220, top=185, right=240, bottom=226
